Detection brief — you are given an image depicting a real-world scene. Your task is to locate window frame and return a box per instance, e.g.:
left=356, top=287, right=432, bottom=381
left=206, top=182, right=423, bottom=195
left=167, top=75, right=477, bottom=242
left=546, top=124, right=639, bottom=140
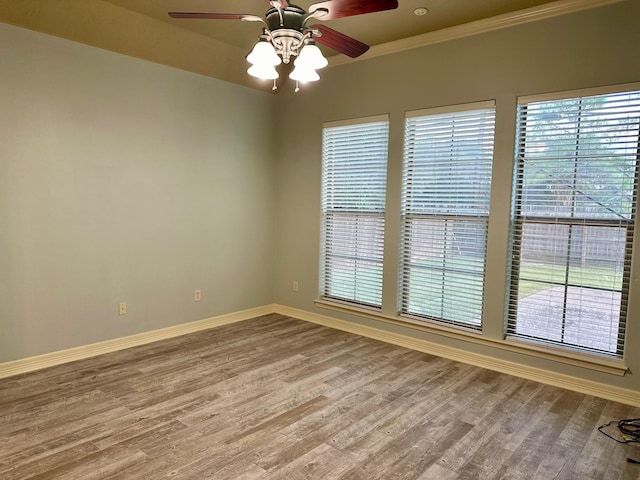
left=506, top=84, right=640, bottom=357
left=319, top=114, right=390, bottom=310
left=399, top=101, right=496, bottom=330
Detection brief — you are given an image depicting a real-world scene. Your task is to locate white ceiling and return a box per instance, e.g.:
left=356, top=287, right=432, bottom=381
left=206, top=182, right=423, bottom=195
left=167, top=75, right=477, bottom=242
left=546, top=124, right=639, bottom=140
left=0, top=0, right=621, bottom=92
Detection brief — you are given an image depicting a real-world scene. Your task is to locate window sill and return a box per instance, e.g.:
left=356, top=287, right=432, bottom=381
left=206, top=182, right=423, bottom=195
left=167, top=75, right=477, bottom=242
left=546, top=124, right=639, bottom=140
left=314, top=299, right=628, bottom=376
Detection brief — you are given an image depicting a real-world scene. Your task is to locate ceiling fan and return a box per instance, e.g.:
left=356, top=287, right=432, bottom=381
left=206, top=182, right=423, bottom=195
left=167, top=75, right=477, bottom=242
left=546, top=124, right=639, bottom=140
left=168, top=0, right=399, bottom=91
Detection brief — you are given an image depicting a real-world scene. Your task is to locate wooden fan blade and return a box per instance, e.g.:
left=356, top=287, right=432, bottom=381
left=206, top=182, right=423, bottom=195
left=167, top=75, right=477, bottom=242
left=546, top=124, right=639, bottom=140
left=309, top=0, right=398, bottom=20
left=168, top=12, right=263, bottom=22
left=313, top=24, right=369, bottom=58
left=265, top=0, right=289, bottom=9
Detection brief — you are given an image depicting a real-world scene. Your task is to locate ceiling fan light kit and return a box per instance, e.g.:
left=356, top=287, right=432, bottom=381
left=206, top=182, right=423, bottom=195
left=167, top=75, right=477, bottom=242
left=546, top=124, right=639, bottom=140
left=247, top=63, right=280, bottom=80
left=169, top=0, right=399, bottom=92
left=295, top=40, right=329, bottom=69
left=246, top=35, right=282, bottom=67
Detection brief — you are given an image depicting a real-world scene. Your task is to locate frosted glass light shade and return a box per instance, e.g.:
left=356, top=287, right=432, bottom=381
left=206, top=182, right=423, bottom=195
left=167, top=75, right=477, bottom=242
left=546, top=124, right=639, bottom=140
left=295, top=43, right=328, bottom=70
left=246, top=40, right=281, bottom=66
left=248, top=63, right=279, bottom=80
left=289, top=65, right=319, bottom=82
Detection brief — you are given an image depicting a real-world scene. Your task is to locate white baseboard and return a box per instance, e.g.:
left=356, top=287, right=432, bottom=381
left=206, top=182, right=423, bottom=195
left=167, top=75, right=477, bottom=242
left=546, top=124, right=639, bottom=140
left=0, top=304, right=277, bottom=380
left=274, top=305, right=640, bottom=407
left=3, top=302, right=639, bottom=407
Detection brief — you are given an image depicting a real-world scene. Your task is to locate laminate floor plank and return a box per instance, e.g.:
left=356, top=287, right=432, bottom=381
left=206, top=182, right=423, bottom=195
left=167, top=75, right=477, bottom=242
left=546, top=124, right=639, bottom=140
left=1, top=314, right=639, bottom=479
left=266, top=442, right=352, bottom=480
left=379, top=419, right=475, bottom=480
left=532, top=395, right=608, bottom=478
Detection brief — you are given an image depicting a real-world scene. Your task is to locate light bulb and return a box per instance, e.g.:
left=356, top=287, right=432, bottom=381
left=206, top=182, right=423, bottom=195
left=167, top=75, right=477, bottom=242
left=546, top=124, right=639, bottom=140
left=246, top=39, right=281, bottom=66
left=289, top=65, right=320, bottom=82
left=295, top=42, right=328, bottom=70
left=248, top=63, right=279, bottom=80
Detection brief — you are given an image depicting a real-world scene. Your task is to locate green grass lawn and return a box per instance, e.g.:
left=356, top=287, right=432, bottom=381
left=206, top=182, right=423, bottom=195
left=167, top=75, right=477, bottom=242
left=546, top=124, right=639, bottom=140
left=325, top=256, right=623, bottom=323
left=517, top=263, right=623, bottom=297
left=403, top=259, right=484, bottom=325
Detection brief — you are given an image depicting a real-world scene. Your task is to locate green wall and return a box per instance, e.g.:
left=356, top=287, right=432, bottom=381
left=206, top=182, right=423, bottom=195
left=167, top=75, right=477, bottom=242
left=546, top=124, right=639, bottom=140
left=3, top=0, right=640, bottom=395
left=274, top=0, right=640, bottom=390
left=0, top=22, right=277, bottom=362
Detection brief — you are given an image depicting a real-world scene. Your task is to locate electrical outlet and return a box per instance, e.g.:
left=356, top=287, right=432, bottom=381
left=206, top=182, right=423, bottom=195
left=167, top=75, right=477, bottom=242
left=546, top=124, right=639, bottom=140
left=118, top=302, right=127, bottom=315
left=293, top=281, right=299, bottom=292
left=194, top=289, right=202, bottom=302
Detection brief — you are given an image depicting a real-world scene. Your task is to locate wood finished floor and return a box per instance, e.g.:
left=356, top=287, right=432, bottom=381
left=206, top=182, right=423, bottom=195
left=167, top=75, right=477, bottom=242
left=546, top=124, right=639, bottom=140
left=1, top=314, right=639, bottom=479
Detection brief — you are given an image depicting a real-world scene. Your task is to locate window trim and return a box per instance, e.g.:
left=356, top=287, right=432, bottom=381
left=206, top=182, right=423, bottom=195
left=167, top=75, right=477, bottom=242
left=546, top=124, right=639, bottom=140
left=406, top=99, right=496, bottom=118
left=323, top=114, right=389, bottom=130
left=399, top=100, right=496, bottom=330
left=319, top=114, right=390, bottom=309
left=506, top=83, right=640, bottom=357
left=314, top=87, right=638, bottom=376
left=517, top=82, right=640, bottom=105
left=314, top=298, right=627, bottom=376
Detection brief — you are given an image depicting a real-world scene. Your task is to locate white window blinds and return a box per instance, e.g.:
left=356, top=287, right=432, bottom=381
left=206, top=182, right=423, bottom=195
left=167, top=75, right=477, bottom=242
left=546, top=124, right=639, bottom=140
left=320, top=116, right=389, bottom=308
left=508, top=88, right=640, bottom=356
left=400, top=102, right=495, bottom=327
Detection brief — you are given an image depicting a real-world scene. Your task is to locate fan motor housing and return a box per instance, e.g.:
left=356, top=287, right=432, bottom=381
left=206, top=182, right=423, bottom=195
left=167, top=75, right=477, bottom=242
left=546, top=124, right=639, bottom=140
left=266, top=5, right=306, bottom=32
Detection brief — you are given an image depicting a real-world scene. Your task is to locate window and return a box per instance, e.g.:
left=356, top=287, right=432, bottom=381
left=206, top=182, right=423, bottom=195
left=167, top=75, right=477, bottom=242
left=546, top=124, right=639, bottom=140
left=320, top=116, right=389, bottom=308
left=508, top=87, right=640, bottom=356
left=400, top=102, right=496, bottom=327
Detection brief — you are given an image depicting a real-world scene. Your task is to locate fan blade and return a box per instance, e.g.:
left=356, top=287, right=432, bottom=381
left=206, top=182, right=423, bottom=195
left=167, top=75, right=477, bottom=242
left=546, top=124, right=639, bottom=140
left=168, top=12, right=264, bottom=22
left=313, top=24, right=369, bottom=58
left=265, top=0, right=289, bottom=9
left=309, top=0, right=398, bottom=20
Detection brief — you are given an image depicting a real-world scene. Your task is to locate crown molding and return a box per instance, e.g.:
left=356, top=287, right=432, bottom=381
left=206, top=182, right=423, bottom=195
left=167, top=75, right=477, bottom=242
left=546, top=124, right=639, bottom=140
left=328, top=0, right=623, bottom=67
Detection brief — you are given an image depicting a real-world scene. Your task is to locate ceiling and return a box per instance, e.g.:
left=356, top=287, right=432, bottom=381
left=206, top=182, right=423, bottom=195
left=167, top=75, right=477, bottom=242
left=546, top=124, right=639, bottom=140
left=0, top=0, right=618, bottom=92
